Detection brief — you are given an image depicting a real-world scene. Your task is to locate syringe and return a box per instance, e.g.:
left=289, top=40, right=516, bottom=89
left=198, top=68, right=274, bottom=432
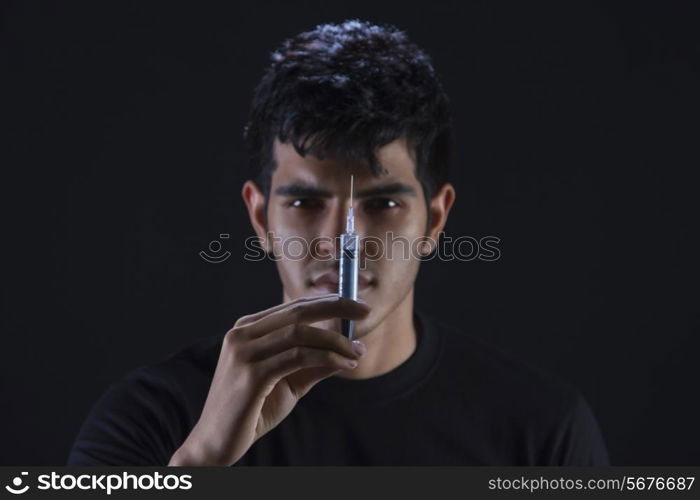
left=338, top=175, right=359, bottom=339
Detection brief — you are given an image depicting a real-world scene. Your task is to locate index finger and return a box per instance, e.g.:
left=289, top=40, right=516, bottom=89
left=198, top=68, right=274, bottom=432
left=240, top=294, right=371, bottom=339
left=235, top=293, right=338, bottom=327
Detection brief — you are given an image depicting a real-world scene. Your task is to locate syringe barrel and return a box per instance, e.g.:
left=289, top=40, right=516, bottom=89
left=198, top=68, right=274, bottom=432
left=338, top=232, right=359, bottom=339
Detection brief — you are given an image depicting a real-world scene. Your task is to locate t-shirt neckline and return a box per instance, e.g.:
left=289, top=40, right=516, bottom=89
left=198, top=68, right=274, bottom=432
left=303, top=308, right=442, bottom=406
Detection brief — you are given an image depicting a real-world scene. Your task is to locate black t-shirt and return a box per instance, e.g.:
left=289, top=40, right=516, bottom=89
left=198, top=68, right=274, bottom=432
left=67, top=309, right=610, bottom=465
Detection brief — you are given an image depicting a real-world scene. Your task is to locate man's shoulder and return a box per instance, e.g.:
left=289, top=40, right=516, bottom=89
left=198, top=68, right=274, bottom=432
left=68, top=333, right=225, bottom=465
left=121, top=332, right=224, bottom=392
left=427, top=315, right=609, bottom=465
left=429, top=315, right=581, bottom=415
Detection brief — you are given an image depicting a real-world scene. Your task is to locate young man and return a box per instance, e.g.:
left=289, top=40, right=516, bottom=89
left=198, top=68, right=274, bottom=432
left=68, top=20, right=609, bottom=466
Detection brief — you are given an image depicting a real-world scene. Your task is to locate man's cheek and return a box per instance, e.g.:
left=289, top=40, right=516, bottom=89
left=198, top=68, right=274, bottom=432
left=277, top=261, right=304, bottom=291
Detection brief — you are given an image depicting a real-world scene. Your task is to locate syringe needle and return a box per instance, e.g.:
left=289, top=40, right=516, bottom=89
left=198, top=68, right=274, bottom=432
left=346, top=174, right=355, bottom=233
left=350, top=174, right=354, bottom=208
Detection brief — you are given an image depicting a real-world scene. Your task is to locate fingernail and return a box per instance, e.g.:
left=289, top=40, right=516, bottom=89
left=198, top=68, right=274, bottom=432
left=356, top=300, right=370, bottom=311
left=352, top=340, right=366, bottom=356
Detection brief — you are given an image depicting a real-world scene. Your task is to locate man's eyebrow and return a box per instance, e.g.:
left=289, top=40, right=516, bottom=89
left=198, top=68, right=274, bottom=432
left=355, top=182, right=417, bottom=198
left=274, top=181, right=417, bottom=199
left=274, top=183, right=334, bottom=198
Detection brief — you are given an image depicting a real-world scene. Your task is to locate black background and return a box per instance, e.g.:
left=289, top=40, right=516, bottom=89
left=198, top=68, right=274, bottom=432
left=2, top=1, right=699, bottom=465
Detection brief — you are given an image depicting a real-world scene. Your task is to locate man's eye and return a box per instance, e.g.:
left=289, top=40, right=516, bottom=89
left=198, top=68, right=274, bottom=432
left=288, top=198, right=324, bottom=210
left=363, top=198, right=400, bottom=212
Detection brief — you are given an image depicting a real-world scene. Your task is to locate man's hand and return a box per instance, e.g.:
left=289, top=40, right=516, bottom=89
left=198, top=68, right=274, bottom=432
left=168, top=293, right=370, bottom=466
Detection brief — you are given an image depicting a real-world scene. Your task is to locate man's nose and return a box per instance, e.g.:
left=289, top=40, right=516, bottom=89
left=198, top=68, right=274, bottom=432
left=313, top=201, right=356, bottom=258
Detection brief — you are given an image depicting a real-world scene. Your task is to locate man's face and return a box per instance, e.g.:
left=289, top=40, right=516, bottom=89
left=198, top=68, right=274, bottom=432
left=264, top=137, right=429, bottom=338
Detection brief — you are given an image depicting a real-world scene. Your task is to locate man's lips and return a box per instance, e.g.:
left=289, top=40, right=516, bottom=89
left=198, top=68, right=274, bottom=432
left=311, top=270, right=373, bottom=291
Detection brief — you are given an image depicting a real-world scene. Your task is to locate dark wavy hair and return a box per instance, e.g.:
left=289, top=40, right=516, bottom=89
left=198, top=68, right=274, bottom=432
left=243, top=19, right=452, bottom=220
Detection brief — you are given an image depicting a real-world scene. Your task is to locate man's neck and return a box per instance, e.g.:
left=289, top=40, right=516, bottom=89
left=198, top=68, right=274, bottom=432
left=337, top=288, right=417, bottom=379
left=281, top=289, right=418, bottom=379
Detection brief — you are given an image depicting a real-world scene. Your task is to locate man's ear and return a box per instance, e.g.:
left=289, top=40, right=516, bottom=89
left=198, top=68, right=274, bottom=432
left=422, top=183, right=456, bottom=255
left=242, top=180, right=269, bottom=250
